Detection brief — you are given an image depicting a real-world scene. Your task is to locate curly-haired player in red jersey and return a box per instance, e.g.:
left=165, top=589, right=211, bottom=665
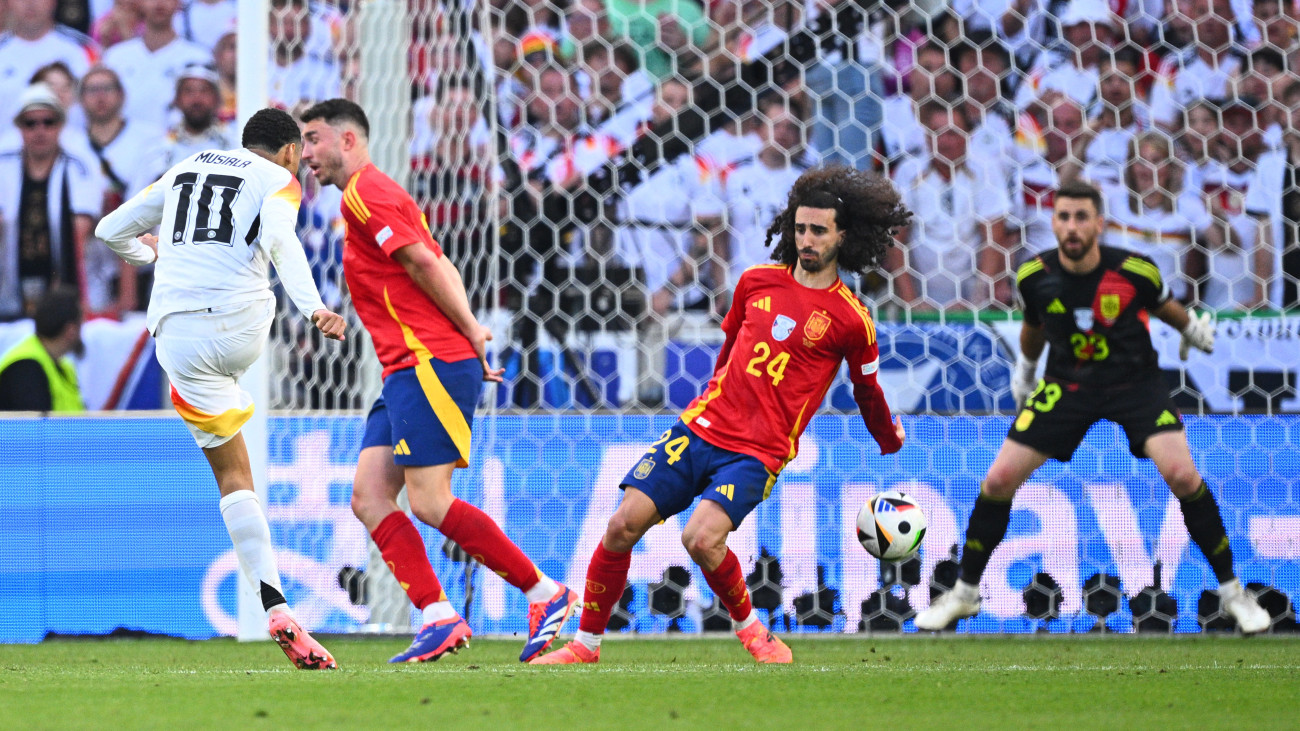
left=300, top=99, right=578, bottom=664
left=532, top=166, right=913, bottom=665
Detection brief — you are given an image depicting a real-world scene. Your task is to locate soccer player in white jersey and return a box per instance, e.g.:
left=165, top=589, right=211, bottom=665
left=95, top=108, right=346, bottom=670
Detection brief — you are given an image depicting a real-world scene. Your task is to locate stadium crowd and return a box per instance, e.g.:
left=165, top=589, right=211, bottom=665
left=1, top=0, right=1297, bottom=407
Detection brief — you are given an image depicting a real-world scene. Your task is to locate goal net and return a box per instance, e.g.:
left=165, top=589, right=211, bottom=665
left=241, top=0, right=1299, bottom=637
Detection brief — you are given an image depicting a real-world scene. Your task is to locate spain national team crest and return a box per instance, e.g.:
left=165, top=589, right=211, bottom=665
left=1073, top=307, right=1094, bottom=332
left=634, top=458, right=655, bottom=479
left=1100, top=294, right=1121, bottom=324
left=803, top=311, right=831, bottom=341
left=771, top=314, right=796, bottom=342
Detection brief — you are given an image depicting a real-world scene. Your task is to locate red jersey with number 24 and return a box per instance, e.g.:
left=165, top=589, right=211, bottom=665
left=340, top=164, right=476, bottom=377
left=681, top=264, right=902, bottom=472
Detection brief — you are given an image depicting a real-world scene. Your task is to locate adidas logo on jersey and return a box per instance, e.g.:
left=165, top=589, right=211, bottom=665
left=1047, top=298, right=1066, bottom=314
left=751, top=297, right=771, bottom=312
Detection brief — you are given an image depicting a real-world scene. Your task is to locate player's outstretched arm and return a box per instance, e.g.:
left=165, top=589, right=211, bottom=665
left=95, top=182, right=166, bottom=266
left=259, top=195, right=333, bottom=329
left=1153, top=299, right=1214, bottom=360
left=392, top=244, right=505, bottom=382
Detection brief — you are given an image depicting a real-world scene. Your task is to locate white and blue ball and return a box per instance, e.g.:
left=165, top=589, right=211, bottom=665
left=856, top=491, right=927, bottom=561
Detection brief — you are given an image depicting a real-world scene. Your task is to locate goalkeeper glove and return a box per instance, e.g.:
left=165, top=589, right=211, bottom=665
left=1011, top=354, right=1039, bottom=409
left=1178, top=310, right=1215, bottom=360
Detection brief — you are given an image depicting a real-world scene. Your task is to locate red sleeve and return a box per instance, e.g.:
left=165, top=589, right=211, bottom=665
left=713, top=273, right=748, bottom=377
left=844, top=308, right=901, bottom=455
left=354, top=175, right=444, bottom=258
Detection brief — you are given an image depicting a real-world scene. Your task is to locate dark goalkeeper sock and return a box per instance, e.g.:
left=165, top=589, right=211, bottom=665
left=1179, top=482, right=1236, bottom=583
left=958, top=492, right=1014, bottom=585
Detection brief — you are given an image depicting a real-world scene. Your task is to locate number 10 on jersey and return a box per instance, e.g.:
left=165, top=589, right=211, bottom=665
left=172, top=172, right=245, bottom=247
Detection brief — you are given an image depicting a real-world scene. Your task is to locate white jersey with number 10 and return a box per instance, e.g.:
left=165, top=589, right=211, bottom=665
left=96, top=148, right=325, bottom=334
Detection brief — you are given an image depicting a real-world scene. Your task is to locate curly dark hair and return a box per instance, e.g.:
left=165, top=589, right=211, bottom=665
left=764, top=166, right=912, bottom=275
left=241, top=107, right=302, bottom=154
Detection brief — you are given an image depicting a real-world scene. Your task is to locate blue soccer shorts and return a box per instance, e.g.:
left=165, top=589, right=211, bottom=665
left=621, top=420, right=777, bottom=528
left=361, top=357, right=482, bottom=467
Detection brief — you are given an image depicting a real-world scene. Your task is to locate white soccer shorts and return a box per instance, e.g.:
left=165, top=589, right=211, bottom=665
left=154, top=297, right=274, bottom=449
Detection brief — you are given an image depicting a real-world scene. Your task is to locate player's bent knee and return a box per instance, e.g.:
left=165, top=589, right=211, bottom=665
left=604, top=511, right=648, bottom=552
left=1164, top=463, right=1203, bottom=497
left=980, top=474, right=1019, bottom=501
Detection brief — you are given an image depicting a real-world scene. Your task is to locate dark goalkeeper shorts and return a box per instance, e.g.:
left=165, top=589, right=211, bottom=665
left=1006, top=375, right=1184, bottom=462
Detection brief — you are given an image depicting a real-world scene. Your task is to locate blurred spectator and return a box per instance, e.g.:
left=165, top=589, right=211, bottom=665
left=172, top=0, right=234, bottom=52
left=55, top=0, right=95, bottom=34
left=75, top=64, right=159, bottom=312
left=1252, top=0, right=1300, bottom=53
left=1244, top=80, right=1300, bottom=308
left=881, top=40, right=957, bottom=170
left=606, top=0, right=712, bottom=80
left=212, top=28, right=236, bottom=123
left=92, top=0, right=144, bottom=50
left=708, top=94, right=818, bottom=283
left=889, top=101, right=1013, bottom=309
left=1008, top=92, right=1085, bottom=256
left=805, top=0, right=886, bottom=171
left=955, top=0, right=1048, bottom=68
left=1015, top=0, right=1114, bottom=111
left=620, top=79, right=728, bottom=405
left=1192, top=97, right=1264, bottom=308
left=411, top=72, right=497, bottom=309
left=268, top=0, right=340, bottom=109
left=954, top=34, right=1018, bottom=168
left=129, top=63, right=232, bottom=192
left=0, top=285, right=84, bottom=411
left=0, top=84, right=104, bottom=321
left=1101, top=130, right=1216, bottom=302
left=1231, top=47, right=1288, bottom=145
left=0, top=0, right=99, bottom=124
left=562, top=0, right=610, bottom=58
left=1081, top=47, right=1150, bottom=184
left=31, top=61, right=85, bottom=131
left=102, top=0, right=208, bottom=130
left=1150, top=0, right=1246, bottom=129
left=578, top=40, right=654, bottom=141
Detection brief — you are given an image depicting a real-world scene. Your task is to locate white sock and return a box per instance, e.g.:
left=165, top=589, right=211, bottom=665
left=575, top=630, right=602, bottom=652
left=954, top=580, right=980, bottom=600
left=733, top=608, right=759, bottom=631
left=422, top=601, right=458, bottom=625
left=219, top=490, right=286, bottom=613
left=524, top=575, right=561, bottom=604
left=1219, top=578, right=1242, bottom=597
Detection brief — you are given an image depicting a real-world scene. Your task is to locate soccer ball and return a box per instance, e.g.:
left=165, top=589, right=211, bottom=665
left=856, top=491, right=927, bottom=561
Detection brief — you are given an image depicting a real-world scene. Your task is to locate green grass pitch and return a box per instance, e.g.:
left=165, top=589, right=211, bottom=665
left=2, top=635, right=1296, bottom=729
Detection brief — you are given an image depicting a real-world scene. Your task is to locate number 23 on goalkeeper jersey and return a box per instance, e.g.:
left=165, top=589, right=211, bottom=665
left=681, top=264, right=903, bottom=473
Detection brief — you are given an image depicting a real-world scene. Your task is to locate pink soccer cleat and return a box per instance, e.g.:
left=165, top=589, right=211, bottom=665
left=528, top=640, right=600, bottom=665
left=736, top=622, right=792, bottom=664
left=268, top=612, right=337, bottom=670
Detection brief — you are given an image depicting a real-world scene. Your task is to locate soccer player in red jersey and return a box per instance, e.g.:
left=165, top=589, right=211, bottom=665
left=532, top=166, right=912, bottom=665
left=300, top=99, right=578, bottom=663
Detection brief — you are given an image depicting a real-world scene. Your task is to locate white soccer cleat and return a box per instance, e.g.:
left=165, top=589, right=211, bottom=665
left=915, top=580, right=982, bottom=631
left=1220, top=580, right=1271, bottom=635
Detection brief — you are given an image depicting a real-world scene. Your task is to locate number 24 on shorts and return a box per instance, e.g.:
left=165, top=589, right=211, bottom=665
left=648, top=430, right=689, bottom=464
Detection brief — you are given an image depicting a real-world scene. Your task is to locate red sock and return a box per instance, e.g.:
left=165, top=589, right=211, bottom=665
left=702, top=548, right=752, bottom=622
left=440, top=498, right=541, bottom=591
left=371, top=511, right=445, bottom=609
left=578, top=543, right=632, bottom=635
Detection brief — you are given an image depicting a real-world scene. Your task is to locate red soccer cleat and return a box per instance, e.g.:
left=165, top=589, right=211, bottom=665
left=736, top=622, right=792, bottom=664
left=268, top=612, right=338, bottom=670
left=528, top=640, right=600, bottom=665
